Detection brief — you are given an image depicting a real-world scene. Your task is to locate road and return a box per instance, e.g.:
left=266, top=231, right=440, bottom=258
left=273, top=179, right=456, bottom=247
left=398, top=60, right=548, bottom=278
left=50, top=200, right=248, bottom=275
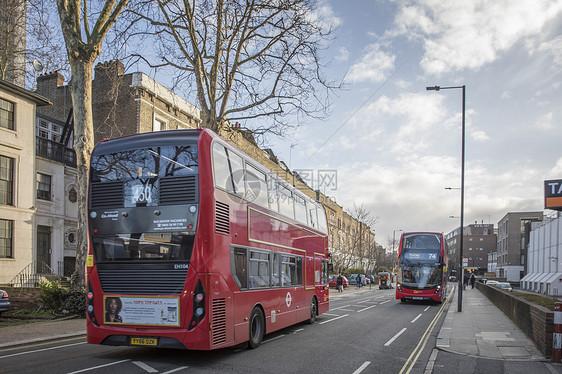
left=0, top=288, right=448, bottom=374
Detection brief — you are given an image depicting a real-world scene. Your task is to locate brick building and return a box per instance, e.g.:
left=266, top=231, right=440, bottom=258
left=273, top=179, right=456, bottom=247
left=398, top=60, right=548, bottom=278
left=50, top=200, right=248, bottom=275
left=446, top=223, right=496, bottom=276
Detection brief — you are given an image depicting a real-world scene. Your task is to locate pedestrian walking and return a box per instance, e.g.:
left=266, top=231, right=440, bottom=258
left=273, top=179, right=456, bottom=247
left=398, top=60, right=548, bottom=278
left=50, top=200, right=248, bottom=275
left=336, top=274, right=344, bottom=292
left=470, top=273, right=475, bottom=289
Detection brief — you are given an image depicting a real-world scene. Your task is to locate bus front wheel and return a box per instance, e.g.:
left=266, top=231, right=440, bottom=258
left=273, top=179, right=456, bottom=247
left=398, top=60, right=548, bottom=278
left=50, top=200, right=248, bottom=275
left=248, top=307, right=265, bottom=349
left=307, top=297, right=318, bottom=324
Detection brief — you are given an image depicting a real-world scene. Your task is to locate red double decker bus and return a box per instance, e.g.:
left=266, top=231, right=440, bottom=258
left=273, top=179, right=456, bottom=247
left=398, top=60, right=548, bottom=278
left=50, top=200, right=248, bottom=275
left=395, top=232, right=448, bottom=303
left=86, top=128, right=329, bottom=350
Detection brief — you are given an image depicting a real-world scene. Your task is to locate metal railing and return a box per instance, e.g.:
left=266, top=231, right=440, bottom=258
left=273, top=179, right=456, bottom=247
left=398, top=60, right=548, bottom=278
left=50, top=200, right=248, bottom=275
left=36, top=137, right=77, bottom=167
left=8, top=261, right=58, bottom=288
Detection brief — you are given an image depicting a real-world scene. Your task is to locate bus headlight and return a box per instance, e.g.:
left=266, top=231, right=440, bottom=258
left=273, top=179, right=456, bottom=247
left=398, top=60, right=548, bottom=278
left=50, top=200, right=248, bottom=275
left=434, top=285, right=441, bottom=294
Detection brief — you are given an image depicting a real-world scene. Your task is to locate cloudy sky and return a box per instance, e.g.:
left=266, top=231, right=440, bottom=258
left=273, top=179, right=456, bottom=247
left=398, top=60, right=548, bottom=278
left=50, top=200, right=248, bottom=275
left=268, top=0, right=562, bottom=247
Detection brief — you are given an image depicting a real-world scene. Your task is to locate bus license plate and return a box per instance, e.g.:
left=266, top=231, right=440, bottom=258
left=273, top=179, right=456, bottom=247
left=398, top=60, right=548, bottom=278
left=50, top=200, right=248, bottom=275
left=411, top=297, right=425, bottom=300
left=131, top=337, right=158, bottom=346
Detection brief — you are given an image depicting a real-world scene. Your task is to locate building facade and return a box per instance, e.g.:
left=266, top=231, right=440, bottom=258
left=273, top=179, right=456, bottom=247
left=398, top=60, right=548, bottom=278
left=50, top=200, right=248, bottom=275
left=446, top=223, right=496, bottom=276
left=0, top=79, right=51, bottom=284
left=496, top=211, right=543, bottom=282
left=521, top=213, right=562, bottom=295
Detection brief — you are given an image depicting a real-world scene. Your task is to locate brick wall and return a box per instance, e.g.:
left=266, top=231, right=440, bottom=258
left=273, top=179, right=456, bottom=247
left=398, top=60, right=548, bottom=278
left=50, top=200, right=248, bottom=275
left=3, top=287, right=42, bottom=309
left=476, top=282, right=553, bottom=357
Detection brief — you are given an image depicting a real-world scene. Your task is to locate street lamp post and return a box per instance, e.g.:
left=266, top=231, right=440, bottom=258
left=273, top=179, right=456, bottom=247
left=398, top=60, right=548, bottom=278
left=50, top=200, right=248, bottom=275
left=427, top=85, right=465, bottom=313
left=392, top=230, right=403, bottom=253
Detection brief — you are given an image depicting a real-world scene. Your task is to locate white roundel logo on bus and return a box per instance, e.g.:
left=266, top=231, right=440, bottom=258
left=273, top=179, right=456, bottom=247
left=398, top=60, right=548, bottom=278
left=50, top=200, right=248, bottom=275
left=286, top=292, right=292, bottom=307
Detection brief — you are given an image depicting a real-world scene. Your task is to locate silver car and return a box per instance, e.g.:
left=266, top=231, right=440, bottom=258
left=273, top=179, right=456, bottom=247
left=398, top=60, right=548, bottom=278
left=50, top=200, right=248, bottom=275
left=0, top=289, right=10, bottom=315
left=495, top=282, right=513, bottom=292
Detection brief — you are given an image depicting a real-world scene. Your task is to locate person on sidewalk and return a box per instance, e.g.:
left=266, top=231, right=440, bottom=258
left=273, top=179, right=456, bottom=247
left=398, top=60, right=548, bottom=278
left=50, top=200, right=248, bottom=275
left=336, top=274, right=344, bottom=292
left=470, top=273, right=475, bottom=289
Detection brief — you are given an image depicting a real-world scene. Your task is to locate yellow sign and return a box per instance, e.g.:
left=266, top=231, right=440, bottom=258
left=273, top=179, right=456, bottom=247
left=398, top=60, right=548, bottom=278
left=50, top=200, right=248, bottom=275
left=86, top=255, right=93, bottom=267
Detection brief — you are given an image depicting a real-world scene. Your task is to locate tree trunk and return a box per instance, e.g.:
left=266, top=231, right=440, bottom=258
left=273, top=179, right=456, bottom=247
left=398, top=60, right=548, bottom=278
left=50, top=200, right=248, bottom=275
left=68, top=59, right=95, bottom=288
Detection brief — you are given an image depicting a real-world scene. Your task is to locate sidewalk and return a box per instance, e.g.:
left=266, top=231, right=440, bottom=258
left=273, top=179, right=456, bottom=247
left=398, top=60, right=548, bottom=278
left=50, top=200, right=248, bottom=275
left=437, top=285, right=546, bottom=361
left=0, top=317, right=86, bottom=348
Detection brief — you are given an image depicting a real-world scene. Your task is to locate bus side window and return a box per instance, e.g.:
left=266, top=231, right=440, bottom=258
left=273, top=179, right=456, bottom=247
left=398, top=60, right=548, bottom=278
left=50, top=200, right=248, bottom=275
left=227, top=150, right=245, bottom=197
left=212, top=143, right=233, bottom=193
left=232, top=248, right=247, bottom=289
left=294, top=195, right=307, bottom=225
left=245, top=164, right=268, bottom=207
left=271, top=253, right=280, bottom=286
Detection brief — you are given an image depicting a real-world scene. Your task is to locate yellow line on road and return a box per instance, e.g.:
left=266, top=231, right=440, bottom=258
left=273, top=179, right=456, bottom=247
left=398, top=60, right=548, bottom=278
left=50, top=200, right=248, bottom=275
left=0, top=335, right=86, bottom=353
left=398, top=288, right=454, bottom=374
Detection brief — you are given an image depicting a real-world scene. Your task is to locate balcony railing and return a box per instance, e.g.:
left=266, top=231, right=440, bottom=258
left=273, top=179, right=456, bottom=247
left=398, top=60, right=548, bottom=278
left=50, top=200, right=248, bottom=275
left=36, top=137, right=76, bottom=167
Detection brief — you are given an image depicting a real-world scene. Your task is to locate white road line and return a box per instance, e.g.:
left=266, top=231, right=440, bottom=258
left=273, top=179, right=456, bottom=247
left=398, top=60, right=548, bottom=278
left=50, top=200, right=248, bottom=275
left=384, top=327, right=407, bottom=346
left=336, top=309, right=355, bottom=312
left=323, top=313, right=340, bottom=316
left=330, top=305, right=351, bottom=310
left=424, top=306, right=431, bottom=312
left=379, top=300, right=391, bottom=305
left=66, top=359, right=130, bottom=374
left=319, top=314, right=349, bottom=324
left=357, top=304, right=376, bottom=313
left=263, top=334, right=286, bottom=344
left=353, top=361, right=371, bottom=374
left=411, top=314, right=422, bottom=323
left=293, top=328, right=304, bottom=334
left=0, top=342, right=87, bottom=360
left=133, top=361, right=158, bottom=373
left=161, top=367, right=189, bottom=374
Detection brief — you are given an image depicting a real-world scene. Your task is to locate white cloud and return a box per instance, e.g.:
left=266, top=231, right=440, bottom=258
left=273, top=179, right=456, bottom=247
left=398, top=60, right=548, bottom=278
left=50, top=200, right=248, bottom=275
left=346, top=43, right=395, bottom=83
left=335, top=47, right=350, bottom=62
left=470, top=129, right=490, bottom=142
left=535, top=112, right=554, bottom=129
left=551, top=157, right=562, bottom=175
left=392, top=0, right=562, bottom=74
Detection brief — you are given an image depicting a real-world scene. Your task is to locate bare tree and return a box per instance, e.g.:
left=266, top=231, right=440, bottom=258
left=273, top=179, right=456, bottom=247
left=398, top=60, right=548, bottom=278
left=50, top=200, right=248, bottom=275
left=126, top=0, right=338, bottom=137
left=55, top=0, right=128, bottom=287
left=0, top=0, right=27, bottom=85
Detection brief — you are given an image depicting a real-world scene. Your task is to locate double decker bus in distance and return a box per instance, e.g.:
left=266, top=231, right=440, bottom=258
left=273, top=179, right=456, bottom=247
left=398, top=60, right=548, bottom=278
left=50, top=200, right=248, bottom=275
left=86, top=128, right=329, bottom=350
left=395, top=232, right=448, bottom=303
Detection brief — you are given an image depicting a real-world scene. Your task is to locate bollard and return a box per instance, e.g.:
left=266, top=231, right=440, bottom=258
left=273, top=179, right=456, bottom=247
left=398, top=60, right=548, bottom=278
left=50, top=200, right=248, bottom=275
left=553, top=302, right=562, bottom=362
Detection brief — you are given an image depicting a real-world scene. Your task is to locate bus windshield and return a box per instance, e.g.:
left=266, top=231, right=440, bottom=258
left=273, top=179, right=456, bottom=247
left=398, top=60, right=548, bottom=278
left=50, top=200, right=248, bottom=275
left=91, top=145, right=198, bottom=208
left=399, top=233, right=443, bottom=289
left=93, top=232, right=194, bottom=262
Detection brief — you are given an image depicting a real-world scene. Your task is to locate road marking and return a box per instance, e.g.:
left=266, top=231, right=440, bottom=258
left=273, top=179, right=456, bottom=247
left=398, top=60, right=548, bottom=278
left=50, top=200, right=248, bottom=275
left=336, top=309, right=355, bottom=312
left=357, top=304, right=376, bottom=313
left=319, top=314, right=349, bottom=324
left=379, top=300, right=391, bottom=305
left=330, top=304, right=351, bottom=310
left=66, top=359, right=130, bottom=374
left=0, top=342, right=86, bottom=359
left=263, top=334, right=286, bottom=344
left=0, top=336, right=85, bottom=352
left=411, top=314, right=422, bottom=323
left=133, top=361, right=158, bottom=373
left=352, top=361, right=371, bottom=374
left=424, top=306, right=431, bottom=312
left=384, top=327, right=407, bottom=346
left=322, top=313, right=340, bottom=316
left=399, top=288, right=453, bottom=374
left=161, top=367, right=189, bottom=374
left=293, top=328, right=304, bottom=334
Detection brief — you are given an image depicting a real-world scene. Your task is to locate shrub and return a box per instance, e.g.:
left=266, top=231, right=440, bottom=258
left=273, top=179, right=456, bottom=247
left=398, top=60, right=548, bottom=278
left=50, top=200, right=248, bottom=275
left=39, top=280, right=64, bottom=311
left=39, top=280, right=86, bottom=316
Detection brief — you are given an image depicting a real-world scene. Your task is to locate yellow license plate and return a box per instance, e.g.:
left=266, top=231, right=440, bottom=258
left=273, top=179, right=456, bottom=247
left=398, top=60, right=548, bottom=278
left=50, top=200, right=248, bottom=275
left=131, top=337, right=158, bottom=346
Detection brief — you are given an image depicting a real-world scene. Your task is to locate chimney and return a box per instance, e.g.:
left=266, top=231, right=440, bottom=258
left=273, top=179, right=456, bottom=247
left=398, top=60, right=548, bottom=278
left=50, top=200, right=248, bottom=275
left=36, top=71, right=65, bottom=97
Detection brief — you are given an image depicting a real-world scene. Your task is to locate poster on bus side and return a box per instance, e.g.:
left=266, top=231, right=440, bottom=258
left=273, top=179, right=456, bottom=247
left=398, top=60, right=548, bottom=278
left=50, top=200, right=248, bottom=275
left=104, top=295, right=180, bottom=326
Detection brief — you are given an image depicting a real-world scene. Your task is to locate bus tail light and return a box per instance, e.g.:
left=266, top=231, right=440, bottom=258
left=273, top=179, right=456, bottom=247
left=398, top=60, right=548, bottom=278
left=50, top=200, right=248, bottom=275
left=188, top=279, right=205, bottom=330
left=87, top=282, right=99, bottom=326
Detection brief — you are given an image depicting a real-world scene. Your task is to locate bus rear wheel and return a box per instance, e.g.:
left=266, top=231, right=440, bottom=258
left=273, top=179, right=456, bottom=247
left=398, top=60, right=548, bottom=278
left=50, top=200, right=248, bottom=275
left=307, top=297, right=318, bottom=324
left=248, top=307, right=265, bottom=349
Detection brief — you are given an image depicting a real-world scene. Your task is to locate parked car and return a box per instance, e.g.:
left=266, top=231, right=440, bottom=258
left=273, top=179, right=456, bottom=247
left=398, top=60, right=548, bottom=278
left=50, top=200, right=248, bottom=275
left=495, top=282, right=513, bottom=292
left=0, top=289, right=10, bottom=316
left=329, top=275, right=349, bottom=289
left=486, top=280, right=499, bottom=285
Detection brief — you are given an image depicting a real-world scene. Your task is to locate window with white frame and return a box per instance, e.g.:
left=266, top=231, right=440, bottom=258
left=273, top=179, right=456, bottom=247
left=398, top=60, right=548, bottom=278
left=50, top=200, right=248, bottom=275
left=37, top=173, right=52, bottom=201
left=0, top=98, right=14, bottom=131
